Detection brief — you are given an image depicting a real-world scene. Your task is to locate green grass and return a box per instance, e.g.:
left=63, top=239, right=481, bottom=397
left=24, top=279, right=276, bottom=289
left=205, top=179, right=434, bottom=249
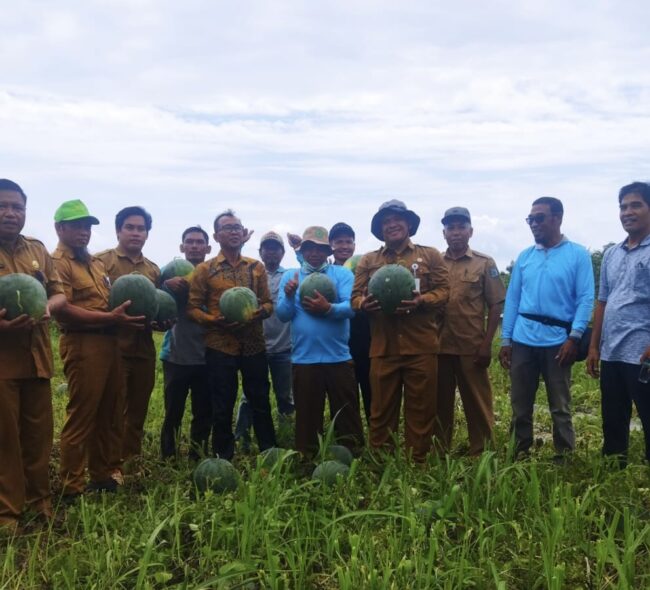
left=2, top=332, right=650, bottom=589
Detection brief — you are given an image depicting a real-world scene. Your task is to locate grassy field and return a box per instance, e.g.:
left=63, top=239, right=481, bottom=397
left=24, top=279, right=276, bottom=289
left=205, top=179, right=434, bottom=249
left=2, top=332, right=650, bottom=589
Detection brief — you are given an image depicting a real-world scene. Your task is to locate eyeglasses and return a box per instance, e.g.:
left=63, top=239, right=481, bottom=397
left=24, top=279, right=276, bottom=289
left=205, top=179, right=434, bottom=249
left=218, top=224, right=243, bottom=233
left=525, top=214, right=549, bottom=226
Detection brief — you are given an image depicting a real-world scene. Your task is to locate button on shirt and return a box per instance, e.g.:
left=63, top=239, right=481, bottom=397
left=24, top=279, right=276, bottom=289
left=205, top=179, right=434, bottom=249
left=351, top=240, right=449, bottom=357
left=187, top=252, right=272, bottom=356
left=0, top=235, right=64, bottom=379
left=599, top=235, right=650, bottom=364
left=263, top=266, right=291, bottom=354
left=439, top=248, right=506, bottom=355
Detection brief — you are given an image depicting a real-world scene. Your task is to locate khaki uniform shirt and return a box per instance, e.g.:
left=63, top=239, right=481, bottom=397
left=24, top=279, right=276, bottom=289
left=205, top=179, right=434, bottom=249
left=187, top=252, right=272, bottom=356
left=351, top=240, right=449, bottom=357
left=0, top=235, right=64, bottom=379
left=51, top=242, right=111, bottom=329
left=95, top=246, right=160, bottom=359
left=438, top=247, right=506, bottom=355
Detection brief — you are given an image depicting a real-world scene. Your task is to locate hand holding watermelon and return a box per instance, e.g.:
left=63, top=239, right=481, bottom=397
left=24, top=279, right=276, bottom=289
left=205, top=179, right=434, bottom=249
left=284, top=272, right=299, bottom=298
left=394, top=290, right=422, bottom=315
left=109, top=300, right=147, bottom=329
left=360, top=290, right=381, bottom=313
left=302, top=290, right=333, bottom=315
left=163, top=276, right=189, bottom=296
left=0, top=308, right=36, bottom=331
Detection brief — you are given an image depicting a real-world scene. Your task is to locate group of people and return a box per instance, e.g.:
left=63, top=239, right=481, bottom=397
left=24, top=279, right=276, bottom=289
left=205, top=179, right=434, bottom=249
left=1, top=176, right=649, bottom=534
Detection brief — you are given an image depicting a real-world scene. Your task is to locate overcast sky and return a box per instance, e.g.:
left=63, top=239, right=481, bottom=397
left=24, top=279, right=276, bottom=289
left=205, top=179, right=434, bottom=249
left=2, top=0, right=649, bottom=269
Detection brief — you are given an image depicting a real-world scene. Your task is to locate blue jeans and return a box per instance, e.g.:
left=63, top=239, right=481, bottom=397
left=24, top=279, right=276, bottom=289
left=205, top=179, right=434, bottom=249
left=235, top=350, right=294, bottom=440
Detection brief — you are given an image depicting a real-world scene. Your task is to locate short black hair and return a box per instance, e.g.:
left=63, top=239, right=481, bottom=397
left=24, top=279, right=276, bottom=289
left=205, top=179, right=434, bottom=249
left=329, top=222, right=355, bottom=242
left=115, top=206, right=152, bottom=232
left=619, top=182, right=650, bottom=207
left=532, top=196, right=563, bottom=216
left=213, top=209, right=237, bottom=232
left=182, top=226, right=210, bottom=243
left=0, top=179, right=27, bottom=202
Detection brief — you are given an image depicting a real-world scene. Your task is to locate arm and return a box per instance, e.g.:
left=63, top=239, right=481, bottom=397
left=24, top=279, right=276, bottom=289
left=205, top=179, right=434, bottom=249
left=350, top=254, right=378, bottom=312
left=417, top=249, right=449, bottom=310
left=475, top=301, right=503, bottom=367
left=253, top=264, right=273, bottom=320
left=570, top=248, right=596, bottom=336
left=55, top=299, right=145, bottom=328
left=187, top=264, right=218, bottom=326
left=586, top=300, right=606, bottom=378
left=499, top=255, right=523, bottom=369
left=324, top=267, right=354, bottom=320
left=275, top=271, right=298, bottom=322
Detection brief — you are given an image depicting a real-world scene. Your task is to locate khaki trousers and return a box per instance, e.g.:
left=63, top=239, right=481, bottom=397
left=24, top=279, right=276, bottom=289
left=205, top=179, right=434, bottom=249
left=435, top=354, right=494, bottom=455
left=0, top=379, right=53, bottom=526
left=59, top=333, right=123, bottom=494
left=369, top=354, right=438, bottom=462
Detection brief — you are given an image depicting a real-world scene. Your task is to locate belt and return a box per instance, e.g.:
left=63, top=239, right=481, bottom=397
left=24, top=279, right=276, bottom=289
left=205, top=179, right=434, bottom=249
left=60, top=326, right=117, bottom=336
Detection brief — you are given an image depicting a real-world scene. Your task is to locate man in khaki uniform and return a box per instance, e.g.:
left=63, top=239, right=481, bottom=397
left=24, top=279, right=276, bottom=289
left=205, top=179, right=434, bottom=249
left=351, top=200, right=449, bottom=462
left=52, top=200, right=145, bottom=498
left=0, top=179, right=65, bottom=533
left=96, top=206, right=160, bottom=467
left=435, top=207, right=505, bottom=456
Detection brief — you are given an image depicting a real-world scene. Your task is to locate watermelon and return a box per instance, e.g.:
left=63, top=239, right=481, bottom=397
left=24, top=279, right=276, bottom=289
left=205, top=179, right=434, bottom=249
left=298, top=273, right=336, bottom=304
left=160, top=258, right=194, bottom=283
left=219, top=287, right=258, bottom=323
left=343, top=255, right=362, bottom=274
left=155, top=289, right=178, bottom=323
left=192, top=458, right=239, bottom=493
left=368, top=264, right=415, bottom=314
left=108, top=273, right=159, bottom=321
left=259, top=447, right=295, bottom=469
left=312, top=460, right=350, bottom=485
left=324, top=444, right=353, bottom=466
left=0, top=273, right=48, bottom=320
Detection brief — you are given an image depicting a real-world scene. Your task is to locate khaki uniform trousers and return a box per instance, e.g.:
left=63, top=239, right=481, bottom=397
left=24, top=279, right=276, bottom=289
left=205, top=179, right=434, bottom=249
left=59, top=333, right=123, bottom=494
left=0, top=379, right=53, bottom=527
left=435, top=354, right=494, bottom=456
left=369, top=354, right=438, bottom=462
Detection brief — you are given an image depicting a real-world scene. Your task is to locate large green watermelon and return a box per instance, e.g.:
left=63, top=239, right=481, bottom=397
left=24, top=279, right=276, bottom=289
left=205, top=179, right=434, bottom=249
left=155, top=289, right=178, bottom=323
left=298, top=273, right=336, bottom=304
left=259, top=447, right=295, bottom=469
left=0, top=273, right=48, bottom=320
left=312, top=460, right=350, bottom=485
left=323, top=444, right=354, bottom=466
left=160, top=258, right=194, bottom=283
left=108, top=273, right=159, bottom=321
left=343, top=255, right=362, bottom=274
left=219, top=287, right=258, bottom=323
left=368, top=264, right=415, bottom=314
left=192, top=458, right=239, bottom=493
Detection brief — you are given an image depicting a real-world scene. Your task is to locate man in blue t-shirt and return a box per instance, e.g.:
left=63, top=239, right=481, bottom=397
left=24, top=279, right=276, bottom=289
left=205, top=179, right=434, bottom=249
left=499, top=197, right=594, bottom=459
left=276, top=226, right=364, bottom=456
left=587, top=182, right=650, bottom=465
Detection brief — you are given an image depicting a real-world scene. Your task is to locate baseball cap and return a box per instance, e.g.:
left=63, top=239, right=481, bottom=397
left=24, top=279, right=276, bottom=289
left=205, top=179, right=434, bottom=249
left=260, top=231, right=284, bottom=248
left=441, top=206, right=471, bottom=225
left=329, top=222, right=355, bottom=241
left=54, top=200, right=100, bottom=224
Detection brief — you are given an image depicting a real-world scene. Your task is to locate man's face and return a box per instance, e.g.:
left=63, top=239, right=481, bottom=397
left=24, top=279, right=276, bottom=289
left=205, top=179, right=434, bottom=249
left=443, top=219, right=473, bottom=252
left=619, top=192, right=650, bottom=236
left=381, top=212, right=410, bottom=245
left=214, top=215, right=244, bottom=250
left=526, top=204, right=561, bottom=246
left=180, top=231, right=211, bottom=264
left=330, top=234, right=355, bottom=264
left=57, top=219, right=93, bottom=250
left=301, top=242, right=330, bottom=268
left=260, top=242, right=284, bottom=268
left=117, top=214, right=148, bottom=254
left=0, top=190, right=26, bottom=242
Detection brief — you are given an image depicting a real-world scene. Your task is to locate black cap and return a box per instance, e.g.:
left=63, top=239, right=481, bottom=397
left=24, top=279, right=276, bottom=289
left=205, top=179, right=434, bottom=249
left=328, top=222, right=355, bottom=242
left=441, top=206, right=471, bottom=225
left=370, top=199, right=421, bottom=240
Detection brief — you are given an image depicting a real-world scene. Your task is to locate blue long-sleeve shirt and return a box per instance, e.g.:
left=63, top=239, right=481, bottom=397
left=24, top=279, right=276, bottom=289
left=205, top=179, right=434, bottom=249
left=502, top=238, right=594, bottom=347
left=276, top=265, right=355, bottom=364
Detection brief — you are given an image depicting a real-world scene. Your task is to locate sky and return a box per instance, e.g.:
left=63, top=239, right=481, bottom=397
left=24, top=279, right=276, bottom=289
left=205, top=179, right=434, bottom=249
left=2, top=0, right=649, bottom=269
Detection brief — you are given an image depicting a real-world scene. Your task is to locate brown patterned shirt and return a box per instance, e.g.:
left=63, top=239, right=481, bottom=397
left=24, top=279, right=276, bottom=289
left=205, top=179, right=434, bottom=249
left=351, top=240, right=449, bottom=357
left=187, top=252, right=272, bottom=356
left=0, top=235, right=65, bottom=379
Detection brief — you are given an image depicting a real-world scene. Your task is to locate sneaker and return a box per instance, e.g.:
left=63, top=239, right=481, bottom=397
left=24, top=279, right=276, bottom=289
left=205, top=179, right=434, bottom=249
left=111, top=469, right=125, bottom=486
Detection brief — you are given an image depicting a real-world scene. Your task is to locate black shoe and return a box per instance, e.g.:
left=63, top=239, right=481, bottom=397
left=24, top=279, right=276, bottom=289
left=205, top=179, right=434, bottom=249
left=60, top=492, right=82, bottom=506
left=86, top=479, right=118, bottom=493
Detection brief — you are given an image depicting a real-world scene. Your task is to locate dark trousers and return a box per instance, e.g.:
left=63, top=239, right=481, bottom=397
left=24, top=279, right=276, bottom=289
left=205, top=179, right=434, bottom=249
left=206, top=349, right=276, bottom=460
left=510, top=342, right=575, bottom=454
left=601, top=360, right=650, bottom=462
left=352, top=351, right=372, bottom=423
left=160, top=361, right=212, bottom=460
left=293, top=362, right=364, bottom=455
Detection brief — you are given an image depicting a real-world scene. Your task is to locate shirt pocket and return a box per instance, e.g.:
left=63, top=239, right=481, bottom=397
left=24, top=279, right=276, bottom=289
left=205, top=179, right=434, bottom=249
left=71, top=277, right=98, bottom=303
left=459, top=273, right=483, bottom=300
left=633, top=267, right=650, bottom=301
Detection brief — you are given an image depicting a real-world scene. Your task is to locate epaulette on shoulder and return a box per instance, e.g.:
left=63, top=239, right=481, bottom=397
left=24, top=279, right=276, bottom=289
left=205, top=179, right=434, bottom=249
left=471, top=249, right=492, bottom=260
left=94, top=248, right=113, bottom=258
left=22, top=235, right=46, bottom=247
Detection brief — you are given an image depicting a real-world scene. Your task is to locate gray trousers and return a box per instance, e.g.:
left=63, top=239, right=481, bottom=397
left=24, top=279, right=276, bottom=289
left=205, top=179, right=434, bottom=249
left=510, top=342, right=575, bottom=454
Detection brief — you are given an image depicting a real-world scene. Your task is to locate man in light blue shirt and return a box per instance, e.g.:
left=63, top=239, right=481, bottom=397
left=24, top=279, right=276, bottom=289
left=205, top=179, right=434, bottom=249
left=587, top=182, right=650, bottom=465
left=276, top=226, right=363, bottom=456
left=499, top=197, right=594, bottom=458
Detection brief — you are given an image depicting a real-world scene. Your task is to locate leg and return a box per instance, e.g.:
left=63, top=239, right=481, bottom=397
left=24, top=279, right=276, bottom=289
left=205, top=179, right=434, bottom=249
left=293, top=364, right=327, bottom=456
left=434, top=354, right=458, bottom=453
left=234, top=395, right=252, bottom=445
left=456, top=355, right=494, bottom=455
left=402, top=354, right=438, bottom=462
left=206, top=349, right=239, bottom=461
left=241, top=352, right=277, bottom=452
left=160, top=361, right=192, bottom=458
left=540, top=345, right=575, bottom=453
left=324, top=361, right=364, bottom=452
left=188, top=364, right=212, bottom=460
left=352, top=350, right=372, bottom=423
left=0, top=380, right=25, bottom=527
left=600, top=361, right=632, bottom=460
left=630, top=363, right=650, bottom=462
left=268, top=351, right=294, bottom=416
left=509, top=343, right=541, bottom=454
left=369, top=356, right=403, bottom=453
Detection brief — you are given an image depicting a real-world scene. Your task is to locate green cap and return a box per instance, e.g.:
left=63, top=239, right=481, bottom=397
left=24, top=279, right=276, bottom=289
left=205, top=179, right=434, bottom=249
left=54, top=200, right=100, bottom=225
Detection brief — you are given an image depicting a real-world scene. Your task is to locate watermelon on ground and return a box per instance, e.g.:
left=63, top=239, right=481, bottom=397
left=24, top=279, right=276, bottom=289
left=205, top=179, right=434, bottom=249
left=343, top=255, right=362, bottom=274
left=160, top=258, right=194, bottom=283
left=0, top=273, right=47, bottom=320
left=155, top=289, right=178, bottom=324
left=219, top=287, right=258, bottom=323
left=298, top=273, right=336, bottom=304
left=368, top=264, right=416, bottom=314
left=312, top=460, right=350, bottom=485
left=324, top=444, right=354, bottom=466
left=108, top=273, right=159, bottom=321
left=259, top=447, right=295, bottom=469
left=192, top=458, right=239, bottom=493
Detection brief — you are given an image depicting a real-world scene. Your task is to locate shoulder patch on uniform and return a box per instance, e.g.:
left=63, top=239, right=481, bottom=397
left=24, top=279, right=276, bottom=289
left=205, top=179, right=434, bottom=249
left=489, top=267, right=499, bottom=278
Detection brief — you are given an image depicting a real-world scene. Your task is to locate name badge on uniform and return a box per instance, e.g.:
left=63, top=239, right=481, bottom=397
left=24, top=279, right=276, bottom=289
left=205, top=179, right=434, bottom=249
left=411, top=263, right=421, bottom=292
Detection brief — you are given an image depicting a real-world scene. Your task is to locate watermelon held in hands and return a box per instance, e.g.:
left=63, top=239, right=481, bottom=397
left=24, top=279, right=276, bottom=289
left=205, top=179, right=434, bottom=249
left=298, top=273, right=336, bottom=304
left=192, top=458, right=239, bottom=493
left=312, top=460, right=350, bottom=485
left=108, top=273, right=159, bottom=321
left=0, top=273, right=48, bottom=320
left=219, top=287, right=258, bottom=323
left=368, top=264, right=415, bottom=314
left=343, top=255, right=362, bottom=274
left=155, top=289, right=178, bottom=323
left=323, top=444, right=354, bottom=466
left=160, top=258, right=194, bottom=283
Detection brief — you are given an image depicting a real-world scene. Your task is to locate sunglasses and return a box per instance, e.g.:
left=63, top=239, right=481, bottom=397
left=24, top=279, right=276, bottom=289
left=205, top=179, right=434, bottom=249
left=525, top=213, right=553, bottom=226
